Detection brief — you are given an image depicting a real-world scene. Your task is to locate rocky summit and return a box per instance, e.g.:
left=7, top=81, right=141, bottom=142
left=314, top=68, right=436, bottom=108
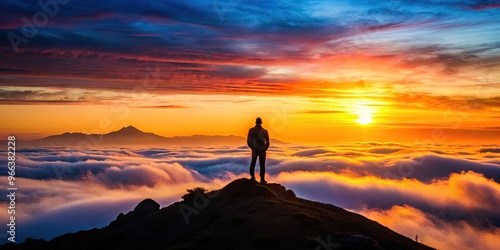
left=1, top=179, right=435, bottom=250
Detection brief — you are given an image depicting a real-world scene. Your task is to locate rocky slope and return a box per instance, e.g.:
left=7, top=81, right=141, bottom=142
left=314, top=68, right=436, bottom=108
left=1, top=179, right=435, bottom=250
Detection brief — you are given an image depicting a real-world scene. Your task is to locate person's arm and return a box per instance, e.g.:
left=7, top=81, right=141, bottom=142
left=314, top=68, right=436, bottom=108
left=264, top=130, right=270, bottom=150
left=247, top=129, right=252, bottom=149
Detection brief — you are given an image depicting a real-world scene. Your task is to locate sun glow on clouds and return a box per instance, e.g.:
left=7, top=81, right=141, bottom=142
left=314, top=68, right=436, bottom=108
left=360, top=205, right=500, bottom=250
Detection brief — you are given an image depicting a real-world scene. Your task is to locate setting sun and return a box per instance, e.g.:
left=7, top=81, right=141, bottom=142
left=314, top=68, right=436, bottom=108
left=356, top=111, right=373, bottom=125
left=352, top=100, right=375, bottom=125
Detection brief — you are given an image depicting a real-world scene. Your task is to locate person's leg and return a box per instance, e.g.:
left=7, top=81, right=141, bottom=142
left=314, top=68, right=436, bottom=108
left=249, top=149, right=258, bottom=180
left=259, top=151, right=266, bottom=180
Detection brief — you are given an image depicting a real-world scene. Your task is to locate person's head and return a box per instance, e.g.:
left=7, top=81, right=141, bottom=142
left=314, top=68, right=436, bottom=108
left=255, top=117, right=262, bottom=125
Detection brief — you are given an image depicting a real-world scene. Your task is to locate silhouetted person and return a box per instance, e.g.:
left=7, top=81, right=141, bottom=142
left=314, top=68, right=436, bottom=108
left=247, top=117, right=270, bottom=184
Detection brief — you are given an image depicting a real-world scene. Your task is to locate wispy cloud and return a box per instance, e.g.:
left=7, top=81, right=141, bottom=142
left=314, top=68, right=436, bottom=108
left=1, top=0, right=498, bottom=97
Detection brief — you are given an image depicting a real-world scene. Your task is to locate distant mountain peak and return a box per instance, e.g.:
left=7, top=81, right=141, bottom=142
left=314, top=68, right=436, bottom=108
left=24, top=126, right=284, bottom=146
left=121, top=125, right=142, bottom=131
left=117, top=125, right=142, bottom=132
left=108, top=126, right=149, bottom=136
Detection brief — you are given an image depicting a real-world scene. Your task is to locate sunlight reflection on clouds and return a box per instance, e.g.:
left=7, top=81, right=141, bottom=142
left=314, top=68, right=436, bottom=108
left=0, top=143, right=499, bottom=248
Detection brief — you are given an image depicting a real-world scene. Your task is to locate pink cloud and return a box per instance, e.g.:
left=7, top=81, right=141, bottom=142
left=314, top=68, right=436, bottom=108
left=360, top=205, right=500, bottom=250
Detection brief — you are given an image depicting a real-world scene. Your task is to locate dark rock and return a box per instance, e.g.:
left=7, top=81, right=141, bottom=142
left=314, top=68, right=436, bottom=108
left=3, top=178, right=435, bottom=250
left=24, top=237, right=46, bottom=245
left=133, top=198, right=160, bottom=214
left=285, top=189, right=296, bottom=198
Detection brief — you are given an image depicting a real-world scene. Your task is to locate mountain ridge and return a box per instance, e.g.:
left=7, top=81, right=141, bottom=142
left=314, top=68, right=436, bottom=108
left=12, top=126, right=287, bottom=146
left=1, top=179, right=435, bottom=250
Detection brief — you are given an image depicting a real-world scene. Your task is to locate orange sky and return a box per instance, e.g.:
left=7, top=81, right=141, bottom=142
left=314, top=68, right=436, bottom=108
left=1, top=90, right=499, bottom=143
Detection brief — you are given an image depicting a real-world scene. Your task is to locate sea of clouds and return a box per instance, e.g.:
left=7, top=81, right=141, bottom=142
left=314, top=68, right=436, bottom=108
left=1, top=143, right=499, bottom=249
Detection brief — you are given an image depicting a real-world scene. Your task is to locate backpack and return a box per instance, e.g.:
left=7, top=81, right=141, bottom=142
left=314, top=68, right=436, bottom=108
left=253, top=129, right=267, bottom=152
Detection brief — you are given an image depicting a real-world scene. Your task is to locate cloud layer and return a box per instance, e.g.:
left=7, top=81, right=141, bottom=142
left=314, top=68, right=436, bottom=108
left=1, top=143, right=499, bottom=249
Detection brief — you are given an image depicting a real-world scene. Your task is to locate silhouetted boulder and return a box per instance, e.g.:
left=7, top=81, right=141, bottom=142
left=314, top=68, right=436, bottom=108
left=133, top=198, right=160, bottom=214
left=285, top=189, right=296, bottom=198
